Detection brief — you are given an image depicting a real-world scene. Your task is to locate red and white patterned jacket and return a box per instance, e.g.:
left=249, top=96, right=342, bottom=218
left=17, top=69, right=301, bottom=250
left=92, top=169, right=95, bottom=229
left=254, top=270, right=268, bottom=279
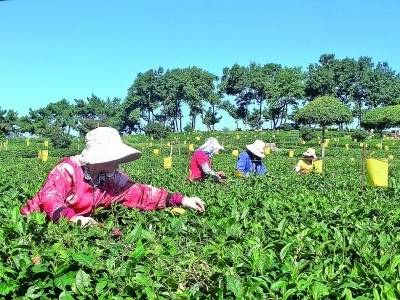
left=20, top=156, right=183, bottom=221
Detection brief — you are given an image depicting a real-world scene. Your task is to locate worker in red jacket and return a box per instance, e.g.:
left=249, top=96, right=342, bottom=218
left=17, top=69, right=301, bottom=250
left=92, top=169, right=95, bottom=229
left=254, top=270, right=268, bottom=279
left=21, top=127, right=205, bottom=227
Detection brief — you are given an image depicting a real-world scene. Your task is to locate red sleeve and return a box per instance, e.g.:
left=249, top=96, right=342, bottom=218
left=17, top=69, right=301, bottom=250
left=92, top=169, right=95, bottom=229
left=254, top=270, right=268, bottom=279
left=119, top=177, right=184, bottom=211
left=20, top=161, right=76, bottom=221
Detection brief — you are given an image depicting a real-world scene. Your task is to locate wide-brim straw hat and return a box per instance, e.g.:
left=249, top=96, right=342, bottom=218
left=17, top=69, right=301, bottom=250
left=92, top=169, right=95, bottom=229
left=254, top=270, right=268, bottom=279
left=246, top=140, right=266, bottom=158
left=81, top=127, right=142, bottom=164
left=303, top=148, right=317, bottom=159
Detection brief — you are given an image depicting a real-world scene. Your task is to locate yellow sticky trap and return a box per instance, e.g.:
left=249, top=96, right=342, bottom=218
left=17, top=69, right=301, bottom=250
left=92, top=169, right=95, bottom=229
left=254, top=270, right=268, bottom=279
left=265, top=147, right=271, bottom=155
left=170, top=207, right=186, bottom=215
left=195, top=136, right=200, bottom=141
left=188, top=144, right=194, bottom=151
left=345, top=144, right=349, bottom=149
left=41, top=150, right=48, bottom=162
left=163, top=157, right=172, bottom=169
left=366, top=158, right=388, bottom=187
left=384, top=146, right=389, bottom=150
left=232, top=149, right=239, bottom=157
left=153, top=149, right=160, bottom=155
left=288, top=150, right=294, bottom=158
left=44, top=140, right=49, bottom=148
left=388, top=155, right=394, bottom=160
left=313, top=160, right=323, bottom=173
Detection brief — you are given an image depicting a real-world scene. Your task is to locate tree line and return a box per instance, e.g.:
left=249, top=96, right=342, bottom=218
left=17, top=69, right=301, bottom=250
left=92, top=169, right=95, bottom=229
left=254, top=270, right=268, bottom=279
left=1, top=53, right=399, bottom=138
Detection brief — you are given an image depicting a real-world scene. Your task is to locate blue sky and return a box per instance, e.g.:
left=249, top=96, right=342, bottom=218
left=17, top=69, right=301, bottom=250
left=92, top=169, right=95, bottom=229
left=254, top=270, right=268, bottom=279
left=0, top=0, right=399, bottom=130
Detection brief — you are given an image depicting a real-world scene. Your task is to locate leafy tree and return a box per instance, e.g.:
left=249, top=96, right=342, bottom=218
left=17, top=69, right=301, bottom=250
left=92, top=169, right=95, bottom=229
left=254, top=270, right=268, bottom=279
left=125, top=68, right=164, bottom=125
left=295, top=96, right=352, bottom=156
left=144, top=121, right=170, bottom=139
left=361, top=105, right=400, bottom=134
left=202, top=107, right=222, bottom=131
left=75, top=95, right=124, bottom=136
left=247, top=108, right=263, bottom=130
left=267, top=67, right=304, bottom=129
left=19, top=99, right=75, bottom=136
left=0, top=107, right=19, bottom=136
left=220, top=100, right=242, bottom=130
left=182, top=67, right=218, bottom=130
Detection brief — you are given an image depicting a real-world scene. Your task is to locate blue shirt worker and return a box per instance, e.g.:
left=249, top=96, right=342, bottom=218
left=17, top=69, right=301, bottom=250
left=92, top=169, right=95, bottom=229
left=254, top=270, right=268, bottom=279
left=236, top=140, right=267, bottom=176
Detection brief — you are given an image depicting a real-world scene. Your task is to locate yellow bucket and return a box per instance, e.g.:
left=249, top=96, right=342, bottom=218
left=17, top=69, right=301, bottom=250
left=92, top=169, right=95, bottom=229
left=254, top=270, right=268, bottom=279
left=163, top=157, right=172, bottom=169
left=41, top=150, right=48, bottom=162
left=366, top=158, right=388, bottom=187
left=265, top=147, right=271, bottom=155
left=44, top=140, right=49, bottom=148
left=188, top=144, right=194, bottom=151
left=153, top=149, right=160, bottom=155
left=288, top=150, right=294, bottom=158
left=232, top=149, right=239, bottom=157
left=313, top=160, right=323, bottom=173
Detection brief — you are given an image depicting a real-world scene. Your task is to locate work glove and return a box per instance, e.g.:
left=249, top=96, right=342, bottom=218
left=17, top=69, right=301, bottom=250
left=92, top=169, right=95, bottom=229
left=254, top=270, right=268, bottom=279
left=182, top=196, right=205, bottom=212
left=71, top=216, right=97, bottom=228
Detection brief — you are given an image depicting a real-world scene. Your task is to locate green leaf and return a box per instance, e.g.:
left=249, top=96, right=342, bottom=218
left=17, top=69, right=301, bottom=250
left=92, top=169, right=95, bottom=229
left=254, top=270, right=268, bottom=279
left=226, top=275, right=243, bottom=298
left=59, top=291, right=75, bottom=300
left=280, top=242, right=293, bottom=260
left=95, top=279, right=108, bottom=294
left=132, top=240, right=145, bottom=260
left=54, top=271, right=76, bottom=289
left=75, top=269, right=90, bottom=294
left=72, top=253, right=97, bottom=268
left=311, top=282, right=330, bottom=300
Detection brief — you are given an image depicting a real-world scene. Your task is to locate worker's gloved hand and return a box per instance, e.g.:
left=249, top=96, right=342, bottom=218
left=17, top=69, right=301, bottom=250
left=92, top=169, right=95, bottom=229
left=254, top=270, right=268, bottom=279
left=71, top=216, right=97, bottom=228
left=182, top=196, right=205, bottom=212
left=216, top=171, right=227, bottom=179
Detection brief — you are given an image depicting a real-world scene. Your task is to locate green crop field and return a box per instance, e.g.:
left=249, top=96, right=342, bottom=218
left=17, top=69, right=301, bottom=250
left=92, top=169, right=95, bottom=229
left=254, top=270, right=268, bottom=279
left=1, top=131, right=400, bottom=299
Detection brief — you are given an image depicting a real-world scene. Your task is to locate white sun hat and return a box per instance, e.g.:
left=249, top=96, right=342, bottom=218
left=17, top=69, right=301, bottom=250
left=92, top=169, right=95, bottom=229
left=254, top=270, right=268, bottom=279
left=303, top=148, right=317, bottom=159
left=81, top=127, right=142, bottom=164
left=246, top=140, right=266, bottom=158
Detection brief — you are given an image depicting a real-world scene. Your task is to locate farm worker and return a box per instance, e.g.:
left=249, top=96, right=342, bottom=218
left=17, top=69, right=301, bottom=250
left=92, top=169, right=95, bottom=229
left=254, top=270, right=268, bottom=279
left=294, top=148, right=317, bottom=175
left=236, top=140, right=267, bottom=177
left=188, top=137, right=226, bottom=183
left=20, top=127, right=205, bottom=227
